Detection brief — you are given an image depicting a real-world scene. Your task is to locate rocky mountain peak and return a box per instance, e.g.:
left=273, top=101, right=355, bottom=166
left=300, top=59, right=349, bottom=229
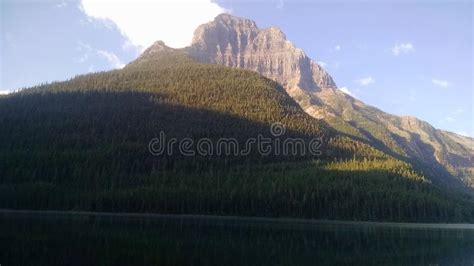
left=188, top=13, right=337, bottom=94
left=266, top=26, right=286, bottom=39
left=213, top=13, right=258, bottom=29
left=139, top=40, right=174, bottom=57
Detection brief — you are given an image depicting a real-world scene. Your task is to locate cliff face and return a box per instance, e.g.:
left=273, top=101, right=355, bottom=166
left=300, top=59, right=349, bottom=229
left=187, top=14, right=336, bottom=96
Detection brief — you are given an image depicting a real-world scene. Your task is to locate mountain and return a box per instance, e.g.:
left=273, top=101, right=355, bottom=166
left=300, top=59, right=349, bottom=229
left=1, top=15, right=473, bottom=222
left=184, top=13, right=474, bottom=190
left=188, top=14, right=336, bottom=93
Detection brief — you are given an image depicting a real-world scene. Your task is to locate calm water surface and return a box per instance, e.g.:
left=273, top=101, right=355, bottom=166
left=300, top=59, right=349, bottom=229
left=1, top=211, right=473, bottom=266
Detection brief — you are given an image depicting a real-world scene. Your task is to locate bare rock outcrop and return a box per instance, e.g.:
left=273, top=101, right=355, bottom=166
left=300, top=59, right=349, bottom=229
left=187, top=13, right=336, bottom=96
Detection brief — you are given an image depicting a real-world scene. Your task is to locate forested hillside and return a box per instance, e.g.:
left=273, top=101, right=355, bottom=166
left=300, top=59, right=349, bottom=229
left=1, top=49, right=473, bottom=222
left=186, top=13, right=474, bottom=191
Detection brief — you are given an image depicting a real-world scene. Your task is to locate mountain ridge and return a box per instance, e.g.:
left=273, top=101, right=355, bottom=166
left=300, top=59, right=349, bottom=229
left=159, top=13, right=473, bottom=189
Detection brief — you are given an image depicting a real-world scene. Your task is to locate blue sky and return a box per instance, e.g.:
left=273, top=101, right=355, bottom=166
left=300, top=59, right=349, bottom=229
left=1, top=0, right=472, bottom=137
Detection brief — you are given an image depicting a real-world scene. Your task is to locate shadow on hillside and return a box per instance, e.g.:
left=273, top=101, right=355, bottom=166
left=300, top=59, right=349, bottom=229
left=392, top=132, right=473, bottom=194
left=0, top=90, right=339, bottom=179
left=0, top=90, right=472, bottom=218
left=335, top=120, right=473, bottom=195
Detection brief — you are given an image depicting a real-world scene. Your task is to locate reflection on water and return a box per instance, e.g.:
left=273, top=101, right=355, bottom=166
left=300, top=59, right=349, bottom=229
left=1, top=212, right=473, bottom=266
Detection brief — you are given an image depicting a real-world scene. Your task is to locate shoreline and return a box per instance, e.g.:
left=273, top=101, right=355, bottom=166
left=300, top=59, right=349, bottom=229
left=1, top=208, right=473, bottom=229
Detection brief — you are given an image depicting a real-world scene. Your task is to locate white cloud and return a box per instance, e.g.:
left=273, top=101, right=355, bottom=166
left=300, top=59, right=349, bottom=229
left=332, top=45, right=341, bottom=52
left=355, top=76, right=374, bottom=86
left=97, top=50, right=125, bottom=68
left=74, top=53, right=89, bottom=63
left=453, top=108, right=464, bottom=115
left=0, top=90, right=11, bottom=95
left=444, top=116, right=455, bottom=122
left=391, top=42, right=415, bottom=56
left=431, top=78, right=450, bottom=88
left=55, top=1, right=67, bottom=8
left=317, top=61, right=339, bottom=69
left=438, top=117, right=453, bottom=125
left=455, top=131, right=470, bottom=137
left=317, top=61, right=327, bottom=67
left=75, top=41, right=92, bottom=63
left=80, top=0, right=227, bottom=49
left=339, top=86, right=355, bottom=97
left=75, top=41, right=124, bottom=69
left=439, top=108, right=466, bottom=125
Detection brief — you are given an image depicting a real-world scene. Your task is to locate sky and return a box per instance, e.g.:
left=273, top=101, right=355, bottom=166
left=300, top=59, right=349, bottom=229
left=1, top=0, right=473, bottom=137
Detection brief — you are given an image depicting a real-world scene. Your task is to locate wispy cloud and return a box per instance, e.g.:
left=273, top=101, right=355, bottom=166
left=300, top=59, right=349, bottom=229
left=55, top=1, right=67, bottom=8
left=75, top=41, right=124, bottom=69
left=97, top=50, right=125, bottom=69
left=439, top=108, right=464, bottom=124
left=391, top=42, right=415, bottom=56
left=317, top=61, right=327, bottom=67
left=455, top=131, right=471, bottom=137
left=442, top=116, right=455, bottom=123
left=453, top=108, right=464, bottom=115
left=317, top=61, right=339, bottom=69
left=431, top=78, right=450, bottom=88
left=74, top=52, right=89, bottom=63
left=332, top=45, right=341, bottom=52
left=339, top=86, right=355, bottom=97
left=355, top=76, right=374, bottom=86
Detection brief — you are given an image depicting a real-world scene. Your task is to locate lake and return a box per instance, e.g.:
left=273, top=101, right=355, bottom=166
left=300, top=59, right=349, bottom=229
left=1, top=211, right=473, bottom=266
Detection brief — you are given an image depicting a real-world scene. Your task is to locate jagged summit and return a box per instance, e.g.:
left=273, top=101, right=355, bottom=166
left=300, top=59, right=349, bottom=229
left=141, top=40, right=173, bottom=55
left=126, top=40, right=193, bottom=69
left=188, top=13, right=337, bottom=93
left=206, top=13, right=287, bottom=39
left=212, top=13, right=258, bottom=29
